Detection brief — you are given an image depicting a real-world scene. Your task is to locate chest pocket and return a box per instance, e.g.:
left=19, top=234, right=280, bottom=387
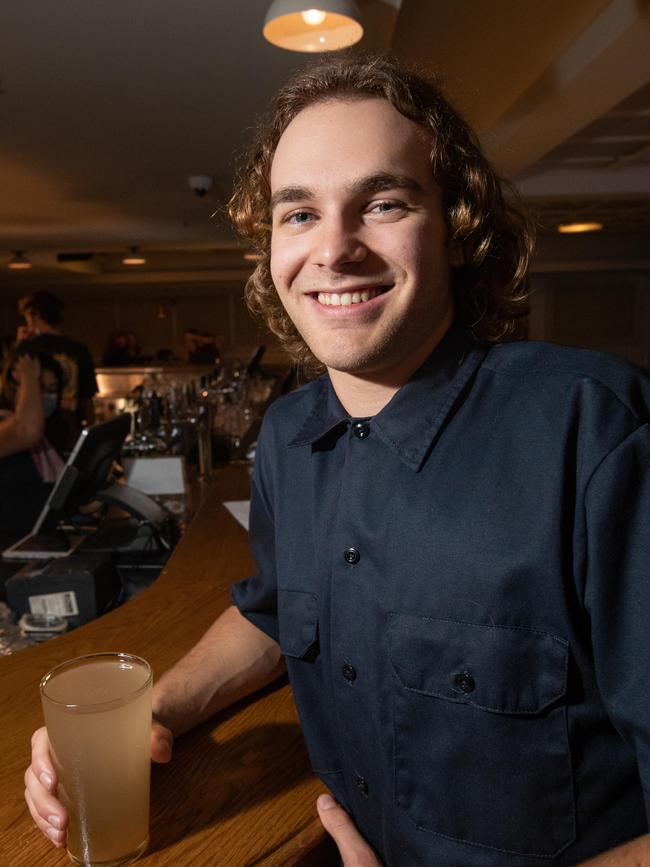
left=388, top=613, right=575, bottom=858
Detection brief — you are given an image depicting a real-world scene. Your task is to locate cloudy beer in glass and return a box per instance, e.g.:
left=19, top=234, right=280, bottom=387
left=40, top=652, right=152, bottom=866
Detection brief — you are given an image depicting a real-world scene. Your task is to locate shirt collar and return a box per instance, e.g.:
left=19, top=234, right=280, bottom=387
left=288, top=325, right=488, bottom=471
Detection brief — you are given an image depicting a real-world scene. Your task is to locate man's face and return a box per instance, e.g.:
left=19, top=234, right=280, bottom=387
left=269, top=97, right=455, bottom=385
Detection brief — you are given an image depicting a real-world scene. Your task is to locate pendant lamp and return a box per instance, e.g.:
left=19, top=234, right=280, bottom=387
left=122, top=246, right=147, bottom=266
left=263, top=0, right=363, bottom=52
left=7, top=251, right=32, bottom=270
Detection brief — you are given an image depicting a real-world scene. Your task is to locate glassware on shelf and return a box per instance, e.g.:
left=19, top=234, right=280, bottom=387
left=118, top=359, right=274, bottom=465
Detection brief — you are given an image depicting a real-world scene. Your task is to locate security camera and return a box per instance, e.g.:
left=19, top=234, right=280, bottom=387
left=188, top=175, right=213, bottom=198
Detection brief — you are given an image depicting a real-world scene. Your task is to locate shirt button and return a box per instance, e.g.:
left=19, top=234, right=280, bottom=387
left=355, top=774, right=369, bottom=797
left=344, top=547, right=360, bottom=565
left=455, top=671, right=475, bottom=694
left=352, top=422, right=370, bottom=439
left=342, top=663, right=357, bottom=682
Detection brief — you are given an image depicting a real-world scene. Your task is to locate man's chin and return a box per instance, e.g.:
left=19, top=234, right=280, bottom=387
left=314, top=348, right=390, bottom=378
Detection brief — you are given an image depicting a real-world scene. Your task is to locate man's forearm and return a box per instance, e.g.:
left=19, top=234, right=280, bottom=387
left=152, top=604, right=285, bottom=737
left=579, top=833, right=650, bottom=865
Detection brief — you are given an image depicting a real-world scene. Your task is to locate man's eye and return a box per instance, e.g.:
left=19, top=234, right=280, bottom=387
left=285, top=210, right=314, bottom=225
left=369, top=200, right=406, bottom=215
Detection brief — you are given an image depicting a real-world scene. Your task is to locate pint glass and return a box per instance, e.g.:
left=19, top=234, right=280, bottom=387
left=40, top=652, right=152, bottom=866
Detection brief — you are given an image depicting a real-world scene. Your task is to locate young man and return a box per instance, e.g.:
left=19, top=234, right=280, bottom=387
left=26, top=56, right=650, bottom=866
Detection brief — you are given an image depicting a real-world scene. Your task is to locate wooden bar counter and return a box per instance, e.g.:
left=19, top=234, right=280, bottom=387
left=0, top=465, right=335, bottom=866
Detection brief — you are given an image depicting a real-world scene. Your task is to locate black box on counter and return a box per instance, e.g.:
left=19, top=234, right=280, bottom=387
left=5, top=553, right=119, bottom=628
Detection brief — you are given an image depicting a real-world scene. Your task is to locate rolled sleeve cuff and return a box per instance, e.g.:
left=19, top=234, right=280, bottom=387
left=230, top=575, right=279, bottom=644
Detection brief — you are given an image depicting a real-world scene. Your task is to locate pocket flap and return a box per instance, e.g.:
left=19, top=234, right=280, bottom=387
left=388, top=614, right=568, bottom=714
left=278, top=589, right=318, bottom=658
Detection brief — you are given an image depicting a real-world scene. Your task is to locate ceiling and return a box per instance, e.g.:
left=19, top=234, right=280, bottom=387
left=1, top=0, right=649, bottom=287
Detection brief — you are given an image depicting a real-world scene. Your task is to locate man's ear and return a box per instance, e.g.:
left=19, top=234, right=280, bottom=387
left=448, top=240, right=465, bottom=268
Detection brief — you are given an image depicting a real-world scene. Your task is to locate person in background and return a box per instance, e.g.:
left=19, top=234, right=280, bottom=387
left=0, top=347, right=64, bottom=549
left=18, top=291, right=98, bottom=444
left=101, top=330, right=142, bottom=366
left=25, top=55, right=650, bottom=866
left=125, top=331, right=141, bottom=360
left=3, top=339, right=78, bottom=462
left=184, top=328, right=220, bottom=365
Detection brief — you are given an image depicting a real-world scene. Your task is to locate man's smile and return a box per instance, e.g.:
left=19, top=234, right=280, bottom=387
left=311, top=286, right=391, bottom=307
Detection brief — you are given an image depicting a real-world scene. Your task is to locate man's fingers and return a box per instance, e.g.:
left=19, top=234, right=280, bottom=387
left=151, top=721, right=174, bottom=764
left=24, top=772, right=66, bottom=847
left=26, top=727, right=68, bottom=837
left=25, top=720, right=167, bottom=850
left=30, top=727, right=57, bottom=793
left=316, top=794, right=381, bottom=867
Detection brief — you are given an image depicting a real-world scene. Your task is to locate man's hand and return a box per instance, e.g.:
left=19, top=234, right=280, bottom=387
left=316, top=794, right=383, bottom=867
left=24, top=721, right=173, bottom=848
left=150, top=715, right=174, bottom=763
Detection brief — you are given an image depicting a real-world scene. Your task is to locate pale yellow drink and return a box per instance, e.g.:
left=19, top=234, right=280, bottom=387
left=40, top=653, right=152, bottom=867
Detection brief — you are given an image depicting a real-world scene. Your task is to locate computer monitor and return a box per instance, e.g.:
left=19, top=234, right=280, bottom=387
left=3, top=414, right=132, bottom=559
left=35, top=413, right=132, bottom=533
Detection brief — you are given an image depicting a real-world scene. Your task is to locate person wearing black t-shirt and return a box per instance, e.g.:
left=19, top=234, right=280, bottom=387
left=18, top=291, right=97, bottom=453
left=0, top=349, right=65, bottom=553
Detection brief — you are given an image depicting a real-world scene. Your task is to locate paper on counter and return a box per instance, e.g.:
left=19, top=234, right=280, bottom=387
left=224, top=500, right=250, bottom=531
left=123, top=456, right=187, bottom=495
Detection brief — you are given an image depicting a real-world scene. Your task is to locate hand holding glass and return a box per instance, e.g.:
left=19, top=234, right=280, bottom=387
left=40, top=652, right=152, bottom=866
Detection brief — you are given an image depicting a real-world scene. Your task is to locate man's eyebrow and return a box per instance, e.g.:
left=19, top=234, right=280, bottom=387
left=352, top=173, right=425, bottom=196
left=270, top=174, right=425, bottom=212
left=270, top=186, right=314, bottom=211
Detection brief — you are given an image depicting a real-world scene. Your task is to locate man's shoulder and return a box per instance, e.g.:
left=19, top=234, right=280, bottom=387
left=483, top=340, right=650, bottom=418
left=484, top=339, right=642, bottom=376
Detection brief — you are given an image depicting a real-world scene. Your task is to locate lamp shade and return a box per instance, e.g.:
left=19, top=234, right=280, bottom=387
left=122, top=246, right=147, bottom=266
left=263, top=0, right=363, bottom=52
left=7, top=251, right=32, bottom=270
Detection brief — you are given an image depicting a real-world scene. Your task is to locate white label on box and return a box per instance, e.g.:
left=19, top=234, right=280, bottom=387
left=29, top=592, right=80, bottom=617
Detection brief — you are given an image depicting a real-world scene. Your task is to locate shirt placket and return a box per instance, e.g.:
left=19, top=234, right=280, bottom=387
left=327, top=417, right=385, bottom=824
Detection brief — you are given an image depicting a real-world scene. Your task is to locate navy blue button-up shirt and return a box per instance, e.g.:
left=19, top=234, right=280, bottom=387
left=232, top=326, right=650, bottom=866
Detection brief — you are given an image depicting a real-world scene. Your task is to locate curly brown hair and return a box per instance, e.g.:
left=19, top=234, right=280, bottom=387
left=229, top=53, right=534, bottom=372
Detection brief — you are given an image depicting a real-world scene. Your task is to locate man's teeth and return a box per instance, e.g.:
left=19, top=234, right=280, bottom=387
left=316, top=288, right=382, bottom=306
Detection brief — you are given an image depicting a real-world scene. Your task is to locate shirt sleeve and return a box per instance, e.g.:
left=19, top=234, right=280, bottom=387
left=584, top=423, right=650, bottom=818
left=230, top=419, right=280, bottom=644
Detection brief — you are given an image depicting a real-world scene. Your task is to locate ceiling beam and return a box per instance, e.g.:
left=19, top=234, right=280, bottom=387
left=486, top=0, right=650, bottom=177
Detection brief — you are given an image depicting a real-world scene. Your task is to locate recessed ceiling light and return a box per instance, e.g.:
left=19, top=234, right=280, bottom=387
left=122, top=246, right=147, bottom=266
left=557, top=221, right=604, bottom=234
left=7, top=251, right=32, bottom=270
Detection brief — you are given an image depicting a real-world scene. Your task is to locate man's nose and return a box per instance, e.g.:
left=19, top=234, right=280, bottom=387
left=312, top=216, right=366, bottom=269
